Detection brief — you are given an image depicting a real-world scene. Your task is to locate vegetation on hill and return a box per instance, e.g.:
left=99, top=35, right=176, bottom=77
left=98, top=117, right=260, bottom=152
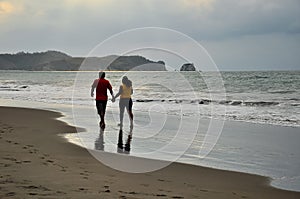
left=0, top=51, right=166, bottom=71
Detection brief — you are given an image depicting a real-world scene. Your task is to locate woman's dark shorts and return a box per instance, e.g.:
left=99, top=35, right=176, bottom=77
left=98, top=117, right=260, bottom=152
left=119, top=98, right=133, bottom=112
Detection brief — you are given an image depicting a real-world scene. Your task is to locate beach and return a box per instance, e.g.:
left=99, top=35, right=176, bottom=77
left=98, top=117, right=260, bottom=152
left=0, top=106, right=299, bottom=198
left=1, top=0, right=299, bottom=197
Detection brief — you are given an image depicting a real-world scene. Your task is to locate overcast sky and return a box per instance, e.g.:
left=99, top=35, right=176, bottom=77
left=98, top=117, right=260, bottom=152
left=0, top=0, right=299, bottom=70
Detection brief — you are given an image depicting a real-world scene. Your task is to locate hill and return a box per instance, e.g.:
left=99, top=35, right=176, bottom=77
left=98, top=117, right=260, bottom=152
left=0, top=51, right=166, bottom=71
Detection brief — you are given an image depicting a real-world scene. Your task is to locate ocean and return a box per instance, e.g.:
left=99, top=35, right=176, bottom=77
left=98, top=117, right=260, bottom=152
left=0, top=70, right=299, bottom=191
left=1, top=70, right=299, bottom=127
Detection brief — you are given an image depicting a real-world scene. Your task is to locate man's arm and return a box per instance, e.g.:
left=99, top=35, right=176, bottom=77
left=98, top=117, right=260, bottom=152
left=108, top=82, right=114, bottom=100
left=91, top=80, right=96, bottom=97
left=109, top=87, right=114, bottom=98
left=91, top=86, right=95, bottom=97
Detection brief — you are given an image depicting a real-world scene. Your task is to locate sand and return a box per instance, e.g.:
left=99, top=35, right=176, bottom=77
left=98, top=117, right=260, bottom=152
left=0, top=106, right=299, bottom=199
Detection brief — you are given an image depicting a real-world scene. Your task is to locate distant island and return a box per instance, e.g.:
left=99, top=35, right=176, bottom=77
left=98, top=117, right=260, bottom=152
left=0, top=51, right=166, bottom=71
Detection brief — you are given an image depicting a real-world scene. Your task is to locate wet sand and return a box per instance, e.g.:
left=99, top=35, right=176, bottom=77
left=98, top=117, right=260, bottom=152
left=0, top=106, right=299, bottom=199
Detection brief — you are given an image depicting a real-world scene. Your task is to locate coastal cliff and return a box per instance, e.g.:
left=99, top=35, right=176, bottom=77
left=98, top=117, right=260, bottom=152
left=0, top=51, right=166, bottom=71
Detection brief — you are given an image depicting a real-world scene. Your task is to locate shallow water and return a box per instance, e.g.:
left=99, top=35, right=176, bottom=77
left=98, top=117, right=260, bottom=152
left=0, top=70, right=299, bottom=127
left=64, top=107, right=300, bottom=192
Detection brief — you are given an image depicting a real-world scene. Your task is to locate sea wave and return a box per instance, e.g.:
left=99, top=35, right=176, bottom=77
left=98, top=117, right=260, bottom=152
left=254, top=75, right=269, bottom=79
left=135, top=98, right=281, bottom=107
left=268, top=90, right=296, bottom=94
left=0, top=85, right=29, bottom=91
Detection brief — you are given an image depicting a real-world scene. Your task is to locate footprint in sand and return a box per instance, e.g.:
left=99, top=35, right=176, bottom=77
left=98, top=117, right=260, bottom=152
left=21, top=185, right=50, bottom=191
left=98, top=190, right=111, bottom=194
left=156, top=194, right=167, bottom=197
left=56, top=190, right=67, bottom=195
left=42, top=160, right=55, bottom=166
left=3, top=156, right=31, bottom=165
left=29, top=149, right=39, bottom=154
left=5, top=192, right=16, bottom=197
left=159, top=189, right=171, bottom=193
left=101, top=185, right=111, bottom=192
left=55, top=164, right=68, bottom=172
left=157, top=178, right=171, bottom=182
left=78, top=187, right=89, bottom=192
left=43, top=153, right=50, bottom=157
left=185, top=183, right=195, bottom=188
left=2, top=157, right=17, bottom=162
left=79, top=172, right=89, bottom=180
left=140, top=183, right=149, bottom=187
left=200, top=189, right=209, bottom=192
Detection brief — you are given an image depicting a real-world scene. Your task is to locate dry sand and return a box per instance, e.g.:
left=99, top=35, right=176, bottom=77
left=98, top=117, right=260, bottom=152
left=0, top=106, right=299, bottom=199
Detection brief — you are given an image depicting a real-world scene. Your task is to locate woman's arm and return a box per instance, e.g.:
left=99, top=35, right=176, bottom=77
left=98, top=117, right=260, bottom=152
left=114, top=85, right=123, bottom=99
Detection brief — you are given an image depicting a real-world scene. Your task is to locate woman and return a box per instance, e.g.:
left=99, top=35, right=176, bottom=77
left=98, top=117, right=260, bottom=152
left=114, top=76, right=133, bottom=129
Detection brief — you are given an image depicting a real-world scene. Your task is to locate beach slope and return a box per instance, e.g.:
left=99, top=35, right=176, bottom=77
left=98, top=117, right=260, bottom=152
left=0, top=106, right=299, bottom=198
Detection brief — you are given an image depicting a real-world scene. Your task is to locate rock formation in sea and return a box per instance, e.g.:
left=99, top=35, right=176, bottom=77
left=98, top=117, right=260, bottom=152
left=180, top=63, right=196, bottom=71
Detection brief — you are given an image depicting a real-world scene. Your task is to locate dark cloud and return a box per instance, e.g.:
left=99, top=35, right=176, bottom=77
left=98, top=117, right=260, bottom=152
left=0, top=0, right=299, bottom=70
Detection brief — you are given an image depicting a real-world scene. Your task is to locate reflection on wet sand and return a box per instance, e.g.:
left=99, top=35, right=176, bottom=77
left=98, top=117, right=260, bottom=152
left=94, top=128, right=104, bottom=151
left=117, top=129, right=133, bottom=154
left=94, top=127, right=133, bottom=154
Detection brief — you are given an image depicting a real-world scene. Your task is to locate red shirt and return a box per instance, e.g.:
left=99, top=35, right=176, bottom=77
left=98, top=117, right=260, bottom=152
left=92, top=78, right=112, bottom=101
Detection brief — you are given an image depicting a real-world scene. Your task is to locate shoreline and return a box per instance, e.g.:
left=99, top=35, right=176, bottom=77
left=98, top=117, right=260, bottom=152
left=0, top=106, right=299, bottom=198
left=1, top=97, right=298, bottom=138
left=0, top=98, right=298, bottom=129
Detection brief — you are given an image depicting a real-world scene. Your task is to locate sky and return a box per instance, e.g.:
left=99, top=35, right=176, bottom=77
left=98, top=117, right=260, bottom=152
left=0, top=0, right=299, bottom=71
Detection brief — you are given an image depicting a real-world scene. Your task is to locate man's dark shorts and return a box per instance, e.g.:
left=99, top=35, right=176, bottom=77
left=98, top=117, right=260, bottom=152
left=96, top=100, right=107, bottom=115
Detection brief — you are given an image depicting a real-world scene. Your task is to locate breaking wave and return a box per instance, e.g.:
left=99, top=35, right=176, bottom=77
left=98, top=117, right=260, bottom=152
left=135, top=99, right=281, bottom=107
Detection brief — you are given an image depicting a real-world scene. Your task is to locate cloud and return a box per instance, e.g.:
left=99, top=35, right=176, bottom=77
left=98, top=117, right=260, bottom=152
left=0, top=0, right=299, bottom=70
left=167, top=0, right=300, bottom=40
left=181, top=0, right=215, bottom=9
left=203, top=33, right=300, bottom=70
left=1, top=0, right=299, bottom=39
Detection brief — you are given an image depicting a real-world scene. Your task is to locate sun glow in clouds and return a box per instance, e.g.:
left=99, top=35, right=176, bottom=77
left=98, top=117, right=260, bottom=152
left=0, top=1, right=18, bottom=22
left=0, top=1, right=14, bottom=14
left=0, top=1, right=23, bottom=22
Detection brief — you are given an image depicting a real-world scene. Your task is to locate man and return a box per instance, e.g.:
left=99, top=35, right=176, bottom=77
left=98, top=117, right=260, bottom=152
left=91, top=71, right=114, bottom=129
